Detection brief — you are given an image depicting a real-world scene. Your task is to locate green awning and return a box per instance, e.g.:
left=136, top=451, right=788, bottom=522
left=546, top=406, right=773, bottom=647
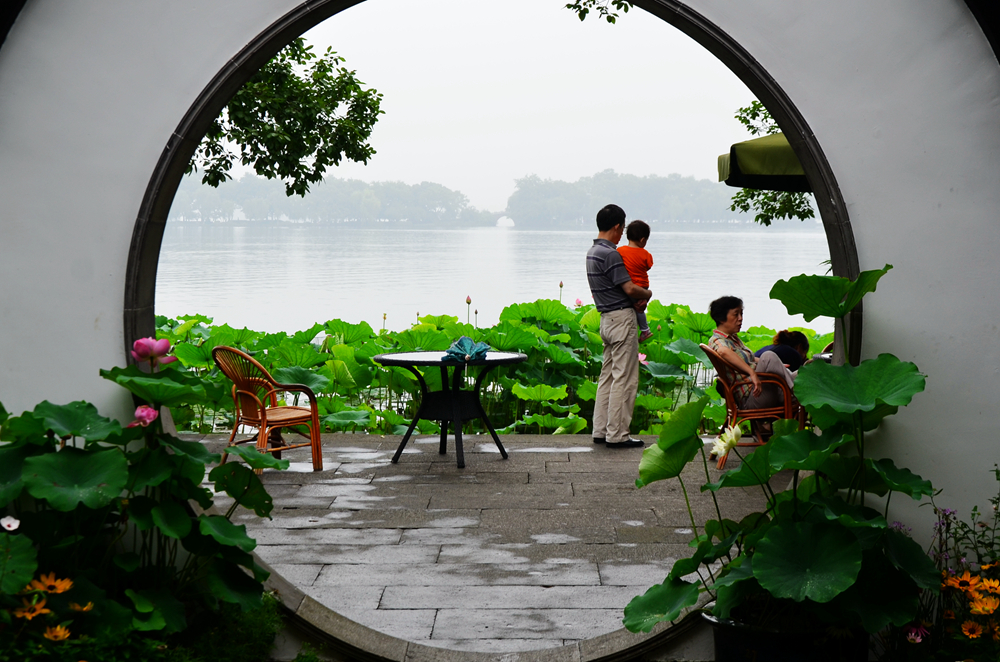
left=718, top=132, right=811, bottom=193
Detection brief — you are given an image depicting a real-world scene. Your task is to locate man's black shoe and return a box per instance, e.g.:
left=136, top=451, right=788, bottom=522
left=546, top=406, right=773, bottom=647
left=593, top=437, right=606, bottom=444
left=606, top=438, right=644, bottom=449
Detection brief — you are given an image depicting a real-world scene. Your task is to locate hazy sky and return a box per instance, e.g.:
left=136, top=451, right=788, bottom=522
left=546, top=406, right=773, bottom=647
left=296, top=0, right=757, bottom=210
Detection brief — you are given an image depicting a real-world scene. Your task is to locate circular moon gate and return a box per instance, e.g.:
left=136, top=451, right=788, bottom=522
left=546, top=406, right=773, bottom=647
left=120, top=1, right=860, bottom=659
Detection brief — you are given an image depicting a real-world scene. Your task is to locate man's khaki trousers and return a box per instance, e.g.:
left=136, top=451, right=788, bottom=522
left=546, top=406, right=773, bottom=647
left=593, top=307, right=639, bottom=443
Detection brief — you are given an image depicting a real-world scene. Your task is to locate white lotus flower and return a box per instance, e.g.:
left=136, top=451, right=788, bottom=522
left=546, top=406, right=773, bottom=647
left=712, top=426, right=742, bottom=457
left=0, top=516, right=19, bottom=532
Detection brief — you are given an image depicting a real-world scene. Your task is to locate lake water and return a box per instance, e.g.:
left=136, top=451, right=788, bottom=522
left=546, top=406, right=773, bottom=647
left=156, top=223, right=834, bottom=335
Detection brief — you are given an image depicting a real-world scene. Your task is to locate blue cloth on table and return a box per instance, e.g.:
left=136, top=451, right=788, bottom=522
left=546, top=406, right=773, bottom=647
left=442, top=336, right=491, bottom=363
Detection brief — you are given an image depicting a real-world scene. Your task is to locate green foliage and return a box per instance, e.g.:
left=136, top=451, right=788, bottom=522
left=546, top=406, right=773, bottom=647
left=769, top=264, right=892, bottom=322
left=188, top=37, right=382, bottom=197
left=624, top=265, right=937, bottom=635
left=729, top=101, right=817, bottom=226
left=0, top=362, right=283, bottom=657
left=565, top=0, right=632, bottom=24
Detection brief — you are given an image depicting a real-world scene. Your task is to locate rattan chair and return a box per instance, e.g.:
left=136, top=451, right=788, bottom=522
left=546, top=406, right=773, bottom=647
left=212, top=346, right=323, bottom=472
left=700, top=343, right=804, bottom=470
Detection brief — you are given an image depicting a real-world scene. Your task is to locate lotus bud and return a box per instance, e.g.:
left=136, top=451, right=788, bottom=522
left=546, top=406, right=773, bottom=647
left=127, top=405, right=160, bottom=428
left=559, top=281, right=563, bottom=288
left=466, top=296, right=472, bottom=304
left=575, top=298, right=582, bottom=307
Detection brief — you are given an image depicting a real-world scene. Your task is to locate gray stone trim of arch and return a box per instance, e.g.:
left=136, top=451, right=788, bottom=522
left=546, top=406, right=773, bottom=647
left=121, top=2, right=862, bottom=659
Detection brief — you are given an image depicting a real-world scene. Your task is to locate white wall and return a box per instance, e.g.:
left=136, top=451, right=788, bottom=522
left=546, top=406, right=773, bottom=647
left=1, top=0, right=998, bottom=520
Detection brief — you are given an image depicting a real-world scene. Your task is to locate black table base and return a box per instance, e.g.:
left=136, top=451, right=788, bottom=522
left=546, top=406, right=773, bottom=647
left=375, top=354, right=521, bottom=469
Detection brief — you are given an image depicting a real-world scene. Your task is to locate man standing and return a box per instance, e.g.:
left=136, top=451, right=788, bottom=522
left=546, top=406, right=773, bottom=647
left=586, top=204, right=652, bottom=448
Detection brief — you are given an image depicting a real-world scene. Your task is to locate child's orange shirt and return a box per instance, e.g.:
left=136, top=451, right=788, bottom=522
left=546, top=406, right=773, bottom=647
left=617, top=246, right=653, bottom=288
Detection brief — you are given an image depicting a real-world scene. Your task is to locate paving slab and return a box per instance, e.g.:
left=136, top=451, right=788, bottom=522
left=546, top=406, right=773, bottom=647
left=185, top=432, right=769, bottom=655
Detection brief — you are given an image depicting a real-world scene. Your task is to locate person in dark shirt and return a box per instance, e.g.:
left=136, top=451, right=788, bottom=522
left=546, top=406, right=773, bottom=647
left=753, top=330, right=810, bottom=373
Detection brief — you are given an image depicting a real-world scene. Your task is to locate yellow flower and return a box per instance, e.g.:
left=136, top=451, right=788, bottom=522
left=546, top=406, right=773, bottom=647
left=983, top=561, right=997, bottom=571
left=982, top=578, right=1000, bottom=594
left=69, top=601, right=94, bottom=612
left=944, top=609, right=956, bottom=620
left=13, top=596, right=51, bottom=620
left=29, top=572, right=73, bottom=594
left=962, top=620, right=984, bottom=638
left=971, top=595, right=1000, bottom=615
left=43, top=625, right=71, bottom=641
left=946, top=571, right=982, bottom=593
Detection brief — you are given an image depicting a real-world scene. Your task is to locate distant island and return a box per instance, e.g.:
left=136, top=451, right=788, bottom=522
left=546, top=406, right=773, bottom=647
left=168, top=169, right=821, bottom=232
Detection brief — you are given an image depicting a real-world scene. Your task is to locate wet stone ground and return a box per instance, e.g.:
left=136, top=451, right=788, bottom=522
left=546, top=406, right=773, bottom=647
left=197, top=433, right=768, bottom=654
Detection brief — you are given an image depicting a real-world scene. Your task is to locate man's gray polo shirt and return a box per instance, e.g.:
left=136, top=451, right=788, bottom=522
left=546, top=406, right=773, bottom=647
left=587, top=238, right=633, bottom=313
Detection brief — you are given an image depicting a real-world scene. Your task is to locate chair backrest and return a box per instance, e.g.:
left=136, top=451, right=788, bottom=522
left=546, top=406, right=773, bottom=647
left=212, top=346, right=277, bottom=419
left=699, top=343, right=739, bottom=409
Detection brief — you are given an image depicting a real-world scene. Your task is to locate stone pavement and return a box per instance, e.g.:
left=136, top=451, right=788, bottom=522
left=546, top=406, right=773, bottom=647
left=201, top=433, right=768, bottom=656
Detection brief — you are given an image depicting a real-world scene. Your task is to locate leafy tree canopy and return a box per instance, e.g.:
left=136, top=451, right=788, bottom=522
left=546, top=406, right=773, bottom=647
left=566, top=0, right=633, bottom=23
left=728, top=101, right=816, bottom=226
left=187, top=38, right=383, bottom=197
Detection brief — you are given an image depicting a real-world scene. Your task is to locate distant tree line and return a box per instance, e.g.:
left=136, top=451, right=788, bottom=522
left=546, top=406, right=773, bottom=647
left=168, top=169, right=816, bottom=229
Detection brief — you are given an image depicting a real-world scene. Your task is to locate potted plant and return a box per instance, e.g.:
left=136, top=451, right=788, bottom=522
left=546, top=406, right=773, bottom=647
left=623, top=265, right=940, bottom=662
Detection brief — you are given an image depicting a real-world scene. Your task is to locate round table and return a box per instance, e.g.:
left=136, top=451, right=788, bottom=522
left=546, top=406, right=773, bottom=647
left=373, top=350, right=527, bottom=468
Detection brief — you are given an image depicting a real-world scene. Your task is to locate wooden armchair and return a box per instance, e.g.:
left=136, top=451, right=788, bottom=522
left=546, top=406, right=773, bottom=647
left=700, top=343, right=804, bottom=469
left=212, top=346, right=323, bottom=472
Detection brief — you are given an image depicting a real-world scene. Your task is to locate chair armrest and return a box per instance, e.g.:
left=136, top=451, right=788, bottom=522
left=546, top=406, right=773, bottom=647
left=268, top=383, right=318, bottom=404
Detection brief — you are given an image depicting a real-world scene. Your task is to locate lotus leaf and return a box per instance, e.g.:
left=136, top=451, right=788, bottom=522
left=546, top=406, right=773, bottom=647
left=753, top=521, right=862, bottom=603
left=623, top=577, right=701, bottom=632
left=636, top=436, right=702, bottom=487
left=417, top=314, right=459, bottom=329
left=578, top=307, right=601, bottom=331
left=159, top=435, right=221, bottom=465
left=24, top=447, right=129, bottom=511
left=658, top=397, right=707, bottom=448
left=151, top=499, right=193, bottom=539
left=209, top=463, right=274, bottom=518
left=100, top=365, right=207, bottom=407
left=767, top=430, right=853, bottom=472
left=794, top=354, right=924, bottom=427
left=0, top=532, right=37, bottom=594
left=710, top=555, right=753, bottom=591
left=501, top=299, right=575, bottom=325
left=394, top=326, right=451, bottom=352
left=664, top=338, right=712, bottom=368
left=289, top=322, right=324, bottom=344
left=807, top=495, right=887, bottom=531
left=770, top=264, right=892, bottom=321
left=275, top=339, right=327, bottom=368
left=225, top=445, right=290, bottom=470
left=203, top=559, right=265, bottom=612
left=214, top=323, right=261, bottom=347
left=172, top=342, right=215, bottom=368
left=834, top=550, right=920, bottom=632
left=252, top=331, right=287, bottom=351
left=575, top=380, right=597, bottom=401
left=512, top=383, right=568, bottom=402
left=542, top=343, right=582, bottom=366
left=0, top=411, right=48, bottom=444
left=32, top=400, right=122, bottom=441
left=868, top=458, right=934, bottom=500
left=644, top=362, right=692, bottom=381
left=114, top=552, right=141, bottom=572
left=323, top=318, right=375, bottom=345
left=0, top=443, right=36, bottom=506
left=136, top=588, right=187, bottom=633
left=635, top=395, right=673, bottom=412
left=322, top=410, right=372, bottom=431
left=703, top=445, right=774, bottom=492
left=483, top=322, right=539, bottom=351
left=553, top=416, right=588, bottom=435
left=883, top=529, right=940, bottom=590
left=0, top=401, right=7, bottom=425
left=126, top=589, right=166, bottom=631
left=127, top=495, right=157, bottom=530
left=272, top=365, right=331, bottom=393
left=128, top=448, right=175, bottom=491
left=322, top=359, right=358, bottom=392
left=644, top=300, right=675, bottom=322
left=199, top=515, right=255, bottom=552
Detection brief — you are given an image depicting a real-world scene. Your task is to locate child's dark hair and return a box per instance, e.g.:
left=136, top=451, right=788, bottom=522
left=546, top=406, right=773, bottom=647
left=626, top=220, right=650, bottom=241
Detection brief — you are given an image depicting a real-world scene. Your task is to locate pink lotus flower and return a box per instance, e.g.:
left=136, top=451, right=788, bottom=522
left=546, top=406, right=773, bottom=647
left=905, top=624, right=929, bottom=644
left=575, top=298, right=583, bottom=307
left=127, top=405, right=159, bottom=428
left=638, top=353, right=648, bottom=365
left=131, top=337, right=177, bottom=367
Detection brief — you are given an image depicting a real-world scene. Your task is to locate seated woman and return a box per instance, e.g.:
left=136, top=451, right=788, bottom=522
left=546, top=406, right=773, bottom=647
left=708, top=295, right=796, bottom=412
left=754, top=329, right=810, bottom=373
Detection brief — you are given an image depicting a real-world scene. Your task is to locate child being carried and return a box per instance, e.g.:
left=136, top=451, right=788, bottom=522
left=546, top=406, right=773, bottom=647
left=617, top=220, right=655, bottom=343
